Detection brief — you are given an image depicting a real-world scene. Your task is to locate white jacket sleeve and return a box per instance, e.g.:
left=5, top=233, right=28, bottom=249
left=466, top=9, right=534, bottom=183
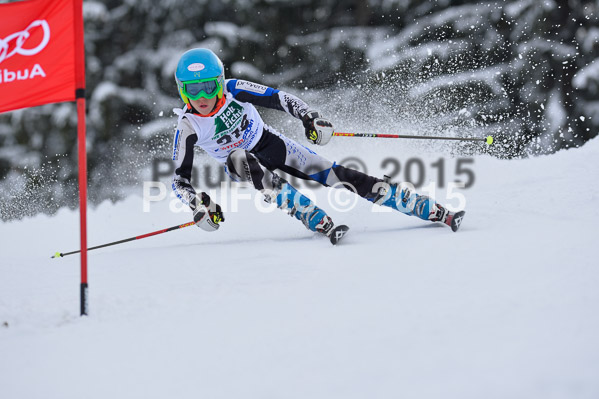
left=171, top=116, right=199, bottom=209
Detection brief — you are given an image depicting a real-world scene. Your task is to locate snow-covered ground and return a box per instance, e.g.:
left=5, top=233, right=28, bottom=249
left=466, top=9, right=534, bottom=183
left=1, top=137, right=598, bottom=399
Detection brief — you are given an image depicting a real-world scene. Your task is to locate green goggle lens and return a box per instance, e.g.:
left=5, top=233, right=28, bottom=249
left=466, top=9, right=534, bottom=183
left=182, top=79, right=221, bottom=100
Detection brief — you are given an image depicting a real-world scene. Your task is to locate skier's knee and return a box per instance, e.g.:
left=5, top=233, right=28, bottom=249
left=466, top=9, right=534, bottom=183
left=226, top=149, right=272, bottom=191
left=226, top=149, right=254, bottom=182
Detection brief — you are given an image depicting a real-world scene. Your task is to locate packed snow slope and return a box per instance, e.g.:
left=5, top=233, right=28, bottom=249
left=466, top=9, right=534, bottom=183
left=1, top=137, right=598, bottom=399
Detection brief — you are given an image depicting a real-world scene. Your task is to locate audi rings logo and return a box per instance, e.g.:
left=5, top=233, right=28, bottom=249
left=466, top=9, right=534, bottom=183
left=0, top=20, right=51, bottom=65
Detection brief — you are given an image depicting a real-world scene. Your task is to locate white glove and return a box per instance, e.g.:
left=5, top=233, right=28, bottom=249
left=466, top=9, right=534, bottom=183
left=192, top=192, right=224, bottom=232
left=302, top=111, right=334, bottom=145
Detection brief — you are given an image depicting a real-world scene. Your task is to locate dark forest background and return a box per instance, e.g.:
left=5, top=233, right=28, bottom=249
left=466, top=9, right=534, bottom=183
left=1, top=0, right=598, bottom=219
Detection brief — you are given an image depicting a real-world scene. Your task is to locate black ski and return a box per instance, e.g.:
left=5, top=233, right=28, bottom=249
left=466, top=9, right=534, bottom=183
left=448, top=211, right=466, bottom=232
left=328, top=224, right=350, bottom=245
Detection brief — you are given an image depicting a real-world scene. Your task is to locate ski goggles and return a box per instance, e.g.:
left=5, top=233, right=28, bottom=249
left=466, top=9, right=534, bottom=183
left=180, top=77, right=222, bottom=100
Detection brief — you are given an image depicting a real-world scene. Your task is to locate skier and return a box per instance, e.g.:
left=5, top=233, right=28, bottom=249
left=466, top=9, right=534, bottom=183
left=171, top=48, right=465, bottom=244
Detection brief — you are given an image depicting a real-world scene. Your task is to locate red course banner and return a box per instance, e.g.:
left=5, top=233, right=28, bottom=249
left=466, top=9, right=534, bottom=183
left=0, top=0, right=78, bottom=113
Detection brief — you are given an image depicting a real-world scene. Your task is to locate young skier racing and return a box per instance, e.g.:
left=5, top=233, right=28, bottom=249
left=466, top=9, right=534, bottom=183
left=171, top=48, right=465, bottom=244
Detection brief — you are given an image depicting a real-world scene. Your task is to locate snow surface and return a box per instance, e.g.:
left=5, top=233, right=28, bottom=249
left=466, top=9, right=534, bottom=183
left=1, top=138, right=599, bottom=399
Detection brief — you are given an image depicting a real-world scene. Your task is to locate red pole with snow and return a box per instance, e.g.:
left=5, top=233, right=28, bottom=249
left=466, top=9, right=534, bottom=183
left=73, top=0, right=89, bottom=316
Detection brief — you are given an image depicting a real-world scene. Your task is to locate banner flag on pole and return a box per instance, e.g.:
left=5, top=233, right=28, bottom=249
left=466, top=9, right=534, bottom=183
left=0, top=0, right=79, bottom=112
left=0, top=0, right=89, bottom=315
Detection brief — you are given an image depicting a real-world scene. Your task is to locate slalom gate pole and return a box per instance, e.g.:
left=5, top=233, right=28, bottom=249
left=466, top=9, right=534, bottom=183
left=52, top=221, right=196, bottom=259
left=74, top=0, right=89, bottom=316
left=334, top=132, right=494, bottom=145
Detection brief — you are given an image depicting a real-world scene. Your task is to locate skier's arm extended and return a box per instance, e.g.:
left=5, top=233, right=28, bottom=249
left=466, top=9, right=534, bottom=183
left=226, top=79, right=333, bottom=145
left=226, top=79, right=309, bottom=119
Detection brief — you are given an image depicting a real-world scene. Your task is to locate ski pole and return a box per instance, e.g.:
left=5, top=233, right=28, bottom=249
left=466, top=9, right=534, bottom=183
left=51, top=221, right=196, bottom=258
left=334, top=132, right=494, bottom=145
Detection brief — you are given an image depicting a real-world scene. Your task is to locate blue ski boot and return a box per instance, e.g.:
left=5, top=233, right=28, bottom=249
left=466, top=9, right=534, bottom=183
left=271, top=177, right=350, bottom=244
left=369, top=180, right=465, bottom=232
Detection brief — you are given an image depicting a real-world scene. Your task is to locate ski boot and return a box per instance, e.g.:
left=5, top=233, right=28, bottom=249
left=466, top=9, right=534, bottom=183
left=272, top=177, right=349, bottom=244
left=370, top=179, right=465, bottom=232
left=429, top=203, right=466, bottom=232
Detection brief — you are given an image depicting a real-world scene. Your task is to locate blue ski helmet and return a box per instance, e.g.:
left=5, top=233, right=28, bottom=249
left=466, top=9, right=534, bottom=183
left=174, top=48, right=225, bottom=104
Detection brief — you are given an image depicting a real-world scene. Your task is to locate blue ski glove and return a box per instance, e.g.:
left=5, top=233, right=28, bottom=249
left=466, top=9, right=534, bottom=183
left=193, top=192, right=224, bottom=232
left=302, top=111, right=334, bottom=145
